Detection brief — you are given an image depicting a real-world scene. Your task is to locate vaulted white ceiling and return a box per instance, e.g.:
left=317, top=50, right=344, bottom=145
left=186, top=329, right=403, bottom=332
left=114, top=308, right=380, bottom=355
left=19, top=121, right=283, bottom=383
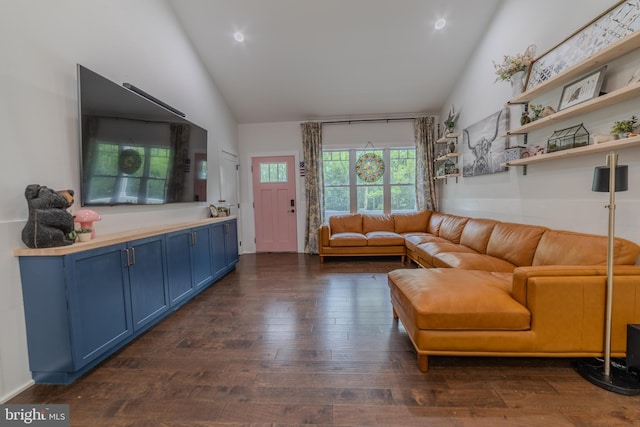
left=168, top=0, right=502, bottom=124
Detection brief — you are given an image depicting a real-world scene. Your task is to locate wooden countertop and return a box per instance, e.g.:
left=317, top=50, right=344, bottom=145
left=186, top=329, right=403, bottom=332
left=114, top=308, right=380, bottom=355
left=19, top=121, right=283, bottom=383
left=14, top=216, right=237, bottom=257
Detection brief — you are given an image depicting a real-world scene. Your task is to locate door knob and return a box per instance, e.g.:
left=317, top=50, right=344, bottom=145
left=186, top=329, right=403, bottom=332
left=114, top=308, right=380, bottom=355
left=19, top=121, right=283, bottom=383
left=289, top=209, right=295, bottom=213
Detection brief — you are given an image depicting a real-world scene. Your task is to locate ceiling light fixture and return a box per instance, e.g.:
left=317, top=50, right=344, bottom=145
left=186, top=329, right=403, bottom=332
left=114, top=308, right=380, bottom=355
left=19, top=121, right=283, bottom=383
left=233, top=32, right=245, bottom=42
left=434, top=18, right=446, bottom=30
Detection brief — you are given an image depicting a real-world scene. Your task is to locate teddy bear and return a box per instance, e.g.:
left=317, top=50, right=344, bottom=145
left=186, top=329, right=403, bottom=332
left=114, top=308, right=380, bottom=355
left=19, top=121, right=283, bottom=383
left=21, top=184, right=76, bottom=248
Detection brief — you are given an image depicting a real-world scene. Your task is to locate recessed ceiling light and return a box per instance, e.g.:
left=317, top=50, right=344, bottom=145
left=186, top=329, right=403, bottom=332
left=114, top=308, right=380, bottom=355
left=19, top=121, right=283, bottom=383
left=233, top=32, right=245, bottom=42
left=434, top=18, right=446, bottom=30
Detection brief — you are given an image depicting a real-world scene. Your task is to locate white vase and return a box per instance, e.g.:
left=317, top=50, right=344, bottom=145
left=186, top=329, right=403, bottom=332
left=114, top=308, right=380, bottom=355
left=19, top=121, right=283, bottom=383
left=77, top=233, right=92, bottom=242
left=510, top=70, right=526, bottom=96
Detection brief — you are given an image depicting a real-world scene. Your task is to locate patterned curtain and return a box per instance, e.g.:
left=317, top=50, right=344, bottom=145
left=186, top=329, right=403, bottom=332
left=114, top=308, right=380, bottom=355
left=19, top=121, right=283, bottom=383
left=301, top=122, right=323, bottom=254
left=167, top=123, right=190, bottom=203
left=414, top=117, right=438, bottom=211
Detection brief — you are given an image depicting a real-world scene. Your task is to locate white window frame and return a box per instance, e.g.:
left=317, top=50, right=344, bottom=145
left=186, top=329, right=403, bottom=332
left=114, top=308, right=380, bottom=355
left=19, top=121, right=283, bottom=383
left=323, top=147, right=416, bottom=217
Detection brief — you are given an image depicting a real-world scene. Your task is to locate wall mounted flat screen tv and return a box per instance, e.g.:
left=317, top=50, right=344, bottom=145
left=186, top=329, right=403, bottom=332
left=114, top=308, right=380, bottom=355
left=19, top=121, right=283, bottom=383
left=77, top=64, right=208, bottom=206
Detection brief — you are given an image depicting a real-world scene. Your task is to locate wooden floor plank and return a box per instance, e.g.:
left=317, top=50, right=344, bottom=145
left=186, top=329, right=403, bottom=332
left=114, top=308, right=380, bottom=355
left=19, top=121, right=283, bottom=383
left=8, top=253, right=640, bottom=425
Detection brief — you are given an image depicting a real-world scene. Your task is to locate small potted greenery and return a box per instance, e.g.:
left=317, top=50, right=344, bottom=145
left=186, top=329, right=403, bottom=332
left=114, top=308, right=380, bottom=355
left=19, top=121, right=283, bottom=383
left=76, top=228, right=93, bottom=242
left=611, top=115, right=638, bottom=138
left=529, top=104, right=544, bottom=121
left=443, top=106, right=459, bottom=135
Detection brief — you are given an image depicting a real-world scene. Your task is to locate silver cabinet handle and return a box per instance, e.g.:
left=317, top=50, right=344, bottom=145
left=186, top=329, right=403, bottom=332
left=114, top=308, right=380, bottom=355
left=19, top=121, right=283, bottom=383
left=130, top=247, right=136, bottom=266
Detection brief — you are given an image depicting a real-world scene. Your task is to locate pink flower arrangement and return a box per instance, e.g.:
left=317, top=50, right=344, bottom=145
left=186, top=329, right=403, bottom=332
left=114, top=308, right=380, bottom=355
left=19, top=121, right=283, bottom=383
left=493, top=48, right=534, bottom=83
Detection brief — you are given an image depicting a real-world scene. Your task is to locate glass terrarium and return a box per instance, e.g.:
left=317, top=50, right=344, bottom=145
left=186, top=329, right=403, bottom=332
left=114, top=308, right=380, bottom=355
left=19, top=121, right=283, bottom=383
left=444, top=159, right=458, bottom=175
left=547, top=123, right=589, bottom=153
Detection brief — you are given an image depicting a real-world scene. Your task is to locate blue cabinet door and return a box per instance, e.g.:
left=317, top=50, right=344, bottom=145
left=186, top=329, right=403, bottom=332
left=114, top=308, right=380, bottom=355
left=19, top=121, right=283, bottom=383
left=166, top=229, right=194, bottom=305
left=211, top=222, right=227, bottom=277
left=66, top=244, right=132, bottom=369
left=192, top=225, right=214, bottom=289
left=212, top=220, right=239, bottom=278
left=128, top=235, right=169, bottom=331
left=19, top=256, right=74, bottom=377
left=225, top=220, right=239, bottom=267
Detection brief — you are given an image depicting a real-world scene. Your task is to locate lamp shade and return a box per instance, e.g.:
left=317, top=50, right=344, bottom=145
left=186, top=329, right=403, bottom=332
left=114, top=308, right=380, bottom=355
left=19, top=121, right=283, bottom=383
left=592, top=165, right=629, bottom=192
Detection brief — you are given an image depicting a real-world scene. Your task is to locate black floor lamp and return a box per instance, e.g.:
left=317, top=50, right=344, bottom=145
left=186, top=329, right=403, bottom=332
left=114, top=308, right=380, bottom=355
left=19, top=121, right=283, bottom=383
left=575, top=151, right=640, bottom=395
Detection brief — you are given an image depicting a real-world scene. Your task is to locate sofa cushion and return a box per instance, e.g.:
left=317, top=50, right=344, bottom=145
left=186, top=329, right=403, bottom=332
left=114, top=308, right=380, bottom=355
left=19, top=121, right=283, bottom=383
left=366, top=231, right=405, bottom=246
left=427, top=212, right=445, bottom=236
left=438, top=215, right=470, bottom=244
left=486, top=222, right=547, bottom=267
left=394, top=211, right=430, bottom=233
left=415, top=242, right=477, bottom=266
left=460, top=218, right=498, bottom=254
left=330, top=214, right=362, bottom=234
left=532, top=230, right=640, bottom=266
left=363, top=214, right=395, bottom=234
left=329, top=232, right=367, bottom=247
left=388, top=269, right=530, bottom=330
left=432, top=252, right=517, bottom=272
left=403, top=233, right=445, bottom=251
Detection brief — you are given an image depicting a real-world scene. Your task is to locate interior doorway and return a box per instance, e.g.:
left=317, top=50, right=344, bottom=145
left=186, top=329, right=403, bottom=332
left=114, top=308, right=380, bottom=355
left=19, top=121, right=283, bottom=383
left=219, top=150, right=239, bottom=216
left=252, top=155, right=297, bottom=252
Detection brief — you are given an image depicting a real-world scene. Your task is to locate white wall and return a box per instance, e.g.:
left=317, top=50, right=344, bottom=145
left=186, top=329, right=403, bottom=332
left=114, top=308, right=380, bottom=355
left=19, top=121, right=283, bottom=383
left=238, top=120, right=415, bottom=253
left=0, top=0, right=237, bottom=401
left=238, top=122, right=305, bottom=253
left=440, top=0, right=640, bottom=245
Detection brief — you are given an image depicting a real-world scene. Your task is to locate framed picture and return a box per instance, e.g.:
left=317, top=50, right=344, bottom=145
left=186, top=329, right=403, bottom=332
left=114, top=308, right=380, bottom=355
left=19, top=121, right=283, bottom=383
left=525, top=0, right=640, bottom=91
left=557, top=65, right=607, bottom=111
left=628, top=65, right=640, bottom=85
left=462, top=108, right=509, bottom=177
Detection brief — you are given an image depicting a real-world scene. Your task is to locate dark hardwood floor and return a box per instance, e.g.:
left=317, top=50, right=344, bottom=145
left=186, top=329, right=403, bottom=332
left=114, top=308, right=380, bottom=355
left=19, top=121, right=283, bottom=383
left=9, top=253, right=640, bottom=426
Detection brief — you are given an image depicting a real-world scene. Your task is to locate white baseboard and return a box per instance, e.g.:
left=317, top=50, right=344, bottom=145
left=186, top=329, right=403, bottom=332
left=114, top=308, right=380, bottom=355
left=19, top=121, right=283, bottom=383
left=0, top=380, right=35, bottom=404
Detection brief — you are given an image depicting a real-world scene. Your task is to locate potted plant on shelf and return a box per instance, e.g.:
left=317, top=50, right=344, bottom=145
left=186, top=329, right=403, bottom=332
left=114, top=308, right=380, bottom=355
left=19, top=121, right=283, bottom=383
left=611, top=115, right=638, bottom=139
left=75, top=228, right=93, bottom=242
left=529, top=104, right=544, bottom=121
left=493, top=45, right=535, bottom=96
left=443, top=105, right=459, bottom=135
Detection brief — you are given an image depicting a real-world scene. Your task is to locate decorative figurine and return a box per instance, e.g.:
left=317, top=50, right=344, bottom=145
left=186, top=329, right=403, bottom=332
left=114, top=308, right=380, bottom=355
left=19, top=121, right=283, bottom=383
left=21, top=184, right=75, bottom=248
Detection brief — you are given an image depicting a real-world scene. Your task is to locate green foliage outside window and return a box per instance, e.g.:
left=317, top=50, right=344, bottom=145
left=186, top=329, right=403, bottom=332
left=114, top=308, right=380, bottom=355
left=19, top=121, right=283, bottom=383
left=88, top=142, right=170, bottom=203
left=260, top=162, right=288, bottom=183
left=323, top=148, right=416, bottom=216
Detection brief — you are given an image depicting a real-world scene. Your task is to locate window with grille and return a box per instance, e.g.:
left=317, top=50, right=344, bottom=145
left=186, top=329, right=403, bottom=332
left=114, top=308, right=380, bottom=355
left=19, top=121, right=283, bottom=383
left=323, top=148, right=416, bottom=218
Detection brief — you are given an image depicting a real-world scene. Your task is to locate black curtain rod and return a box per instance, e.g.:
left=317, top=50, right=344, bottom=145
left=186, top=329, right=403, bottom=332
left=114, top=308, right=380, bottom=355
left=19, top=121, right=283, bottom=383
left=321, top=117, right=424, bottom=125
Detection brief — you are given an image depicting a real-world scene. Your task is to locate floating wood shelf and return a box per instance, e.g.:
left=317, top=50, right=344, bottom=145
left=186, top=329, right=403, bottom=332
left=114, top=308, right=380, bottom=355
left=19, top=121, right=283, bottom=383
left=509, top=31, right=640, bottom=104
left=505, top=135, right=640, bottom=170
left=435, top=173, right=460, bottom=183
left=435, top=152, right=461, bottom=162
left=504, top=82, right=640, bottom=136
left=436, top=133, right=460, bottom=143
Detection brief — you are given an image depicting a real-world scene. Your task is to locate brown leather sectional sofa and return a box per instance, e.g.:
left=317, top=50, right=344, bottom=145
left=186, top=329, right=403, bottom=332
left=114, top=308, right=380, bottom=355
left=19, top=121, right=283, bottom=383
left=319, top=211, right=640, bottom=371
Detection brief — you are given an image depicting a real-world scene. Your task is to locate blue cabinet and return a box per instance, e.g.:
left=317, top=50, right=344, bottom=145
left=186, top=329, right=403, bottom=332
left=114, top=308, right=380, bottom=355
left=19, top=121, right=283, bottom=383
left=211, top=222, right=227, bottom=277
left=19, top=234, right=169, bottom=383
left=166, top=229, right=195, bottom=305
left=19, top=244, right=135, bottom=383
left=212, top=220, right=239, bottom=278
left=166, top=225, right=214, bottom=307
left=192, top=225, right=215, bottom=289
left=127, top=235, right=170, bottom=331
left=17, top=218, right=237, bottom=384
left=224, top=220, right=239, bottom=268
left=66, top=244, right=132, bottom=370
